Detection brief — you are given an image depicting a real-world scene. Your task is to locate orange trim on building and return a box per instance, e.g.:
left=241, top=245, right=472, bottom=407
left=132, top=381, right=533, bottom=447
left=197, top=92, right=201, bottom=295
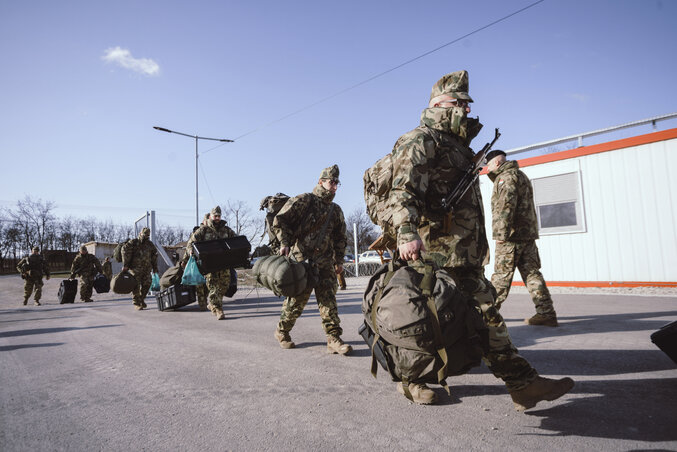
left=480, top=127, right=677, bottom=174
left=511, top=281, right=677, bottom=288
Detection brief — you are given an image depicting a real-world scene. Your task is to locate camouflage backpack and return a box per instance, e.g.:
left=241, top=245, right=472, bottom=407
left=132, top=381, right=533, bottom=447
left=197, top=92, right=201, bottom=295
left=113, top=239, right=130, bottom=263
left=363, top=141, right=400, bottom=247
left=259, top=193, right=290, bottom=253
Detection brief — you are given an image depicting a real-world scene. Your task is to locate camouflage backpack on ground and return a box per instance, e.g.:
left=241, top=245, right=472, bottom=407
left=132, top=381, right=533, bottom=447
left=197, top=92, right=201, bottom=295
left=259, top=193, right=290, bottom=254
left=360, top=259, right=488, bottom=399
left=113, top=239, right=130, bottom=263
left=363, top=143, right=398, bottom=247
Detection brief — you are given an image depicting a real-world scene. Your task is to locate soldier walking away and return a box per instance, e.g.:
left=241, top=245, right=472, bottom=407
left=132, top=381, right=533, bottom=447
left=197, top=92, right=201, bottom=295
left=191, top=218, right=211, bottom=312
left=70, top=245, right=103, bottom=303
left=122, top=227, right=159, bottom=311
left=388, top=70, right=573, bottom=409
left=272, top=165, right=352, bottom=355
left=486, top=150, right=558, bottom=327
left=102, top=256, right=113, bottom=281
left=182, top=207, right=236, bottom=320
left=17, top=246, right=50, bottom=306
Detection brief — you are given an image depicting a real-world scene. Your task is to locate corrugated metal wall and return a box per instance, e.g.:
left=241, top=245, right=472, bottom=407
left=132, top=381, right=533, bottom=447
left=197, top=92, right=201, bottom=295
left=480, top=137, right=677, bottom=282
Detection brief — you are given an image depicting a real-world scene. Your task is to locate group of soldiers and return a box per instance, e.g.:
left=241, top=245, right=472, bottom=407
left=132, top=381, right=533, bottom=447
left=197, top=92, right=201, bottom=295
left=261, top=70, right=570, bottom=410
left=17, top=228, right=158, bottom=309
left=15, top=69, right=572, bottom=411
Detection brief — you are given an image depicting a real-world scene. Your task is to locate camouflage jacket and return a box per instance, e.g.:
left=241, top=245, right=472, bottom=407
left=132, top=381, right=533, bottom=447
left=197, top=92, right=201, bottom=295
left=272, top=185, right=346, bottom=268
left=122, top=238, right=159, bottom=273
left=489, top=160, right=539, bottom=241
left=388, top=108, right=489, bottom=268
left=184, top=219, right=236, bottom=262
left=71, top=253, right=103, bottom=277
left=17, top=254, right=50, bottom=278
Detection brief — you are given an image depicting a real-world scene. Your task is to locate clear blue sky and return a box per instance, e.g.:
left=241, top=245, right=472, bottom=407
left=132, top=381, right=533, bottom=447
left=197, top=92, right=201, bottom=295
left=1, top=0, right=676, bottom=232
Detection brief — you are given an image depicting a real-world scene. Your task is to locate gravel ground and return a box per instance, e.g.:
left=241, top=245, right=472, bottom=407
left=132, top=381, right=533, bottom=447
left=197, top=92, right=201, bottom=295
left=1, top=274, right=676, bottom=451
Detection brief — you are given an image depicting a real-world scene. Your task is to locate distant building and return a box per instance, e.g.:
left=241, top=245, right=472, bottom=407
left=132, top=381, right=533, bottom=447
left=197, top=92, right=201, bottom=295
left=480, top=126, right=677, bottom=287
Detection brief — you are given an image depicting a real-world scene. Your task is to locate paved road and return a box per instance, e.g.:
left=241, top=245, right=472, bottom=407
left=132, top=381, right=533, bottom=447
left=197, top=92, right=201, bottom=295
left=1, top=275, right=676, bottom=451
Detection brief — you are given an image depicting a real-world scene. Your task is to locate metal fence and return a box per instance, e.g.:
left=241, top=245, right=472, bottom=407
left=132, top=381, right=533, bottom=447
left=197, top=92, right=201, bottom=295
left=343, top=262, right=384, bottom=278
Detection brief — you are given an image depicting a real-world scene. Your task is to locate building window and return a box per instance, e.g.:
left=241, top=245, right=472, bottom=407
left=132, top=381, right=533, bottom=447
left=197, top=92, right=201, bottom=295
left=532, top=171, right=586, bottom=234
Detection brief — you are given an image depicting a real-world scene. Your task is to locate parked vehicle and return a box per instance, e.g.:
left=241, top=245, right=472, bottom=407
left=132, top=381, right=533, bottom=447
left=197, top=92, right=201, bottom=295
left=343, top=254, right=355, bottom=263
left=357, top=250, right=391, bottom=264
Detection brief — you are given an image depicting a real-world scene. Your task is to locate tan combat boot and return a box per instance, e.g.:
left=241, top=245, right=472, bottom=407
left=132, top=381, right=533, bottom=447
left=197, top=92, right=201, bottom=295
left=509, top=376, right=574, bottom=411
left=274, top=328, right=295, bottom=349
left=207, top=303, right=216, bottom=315
left=327, top=336, right=353, bottom=355
left=214, top=308, right=225, bottom=320
left=396, top=382, right=438, bottom=405
left=34, top=300, right=41, bottom=306
left=134, top=305, right=143, bottom=311
left=525, top=313, right=558, bottom=327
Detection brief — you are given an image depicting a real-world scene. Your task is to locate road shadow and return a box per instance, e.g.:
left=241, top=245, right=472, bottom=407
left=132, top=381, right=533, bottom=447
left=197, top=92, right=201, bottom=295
left=505, top=310, right=677, bottom=348
left=518, top=378, right=677, bottom=442
left=0, top=315, right=80, bottom=324
left=0, top=342, right=65, bottom=352
left=0, top=324, right=123, bottom=338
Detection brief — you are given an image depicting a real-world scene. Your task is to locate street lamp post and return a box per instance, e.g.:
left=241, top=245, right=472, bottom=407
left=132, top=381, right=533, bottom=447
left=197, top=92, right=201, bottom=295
left=153, top=126, right=233, bottom=225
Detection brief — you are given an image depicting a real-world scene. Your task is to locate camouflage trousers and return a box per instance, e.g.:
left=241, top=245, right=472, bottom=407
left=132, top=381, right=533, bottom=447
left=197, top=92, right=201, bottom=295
left=196, top=284, right=208, bottom=309
left=130, top=269, right=152, bottom=306
left=491, top=241, right=555, bottom=316
left=80, top=275, right=95, bottom=302
left=277, top=265, right=342, bottom=338
left=23, top=276, right=44, bottom=302
left=205, top=269, right=230, bottom=310
left=444, top=266, right=538, bottom=392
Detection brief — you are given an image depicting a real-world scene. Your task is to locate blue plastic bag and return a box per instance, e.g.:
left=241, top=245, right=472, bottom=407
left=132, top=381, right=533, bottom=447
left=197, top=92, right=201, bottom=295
left=150, top=272, right=160, bottom=291
left=181, top=256, right=206, bottom=286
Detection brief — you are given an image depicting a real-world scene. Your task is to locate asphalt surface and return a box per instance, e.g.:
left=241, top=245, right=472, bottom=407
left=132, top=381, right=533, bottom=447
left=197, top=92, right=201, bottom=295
left=1, top=274, right=676, bottom=451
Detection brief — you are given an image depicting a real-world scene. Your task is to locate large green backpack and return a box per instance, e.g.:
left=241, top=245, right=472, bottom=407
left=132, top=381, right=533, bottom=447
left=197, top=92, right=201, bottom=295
left=360, top=259, right=488, bottom=399
left=363, top=146, right=397, bottom=246
left=113, top=239, right=130, bottom=263
left=259, top=193, right=290, bottom=253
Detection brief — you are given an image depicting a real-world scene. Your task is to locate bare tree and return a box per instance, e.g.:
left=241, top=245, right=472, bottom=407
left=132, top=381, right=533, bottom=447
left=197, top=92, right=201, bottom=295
left=57, top=216, right=78, bottom=252
left=222, top=200, right=265, bottom=246
left=345, top=208, right=379, bottom=255
left=6, top=196, right=57, bottom=252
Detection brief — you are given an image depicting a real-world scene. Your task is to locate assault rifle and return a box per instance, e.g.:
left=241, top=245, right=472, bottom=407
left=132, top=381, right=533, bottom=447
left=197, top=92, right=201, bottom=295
left=441, top=128, right=501, bottom=213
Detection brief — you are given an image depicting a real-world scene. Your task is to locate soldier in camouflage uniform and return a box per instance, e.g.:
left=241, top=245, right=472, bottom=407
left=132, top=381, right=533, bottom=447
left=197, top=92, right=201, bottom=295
left=486, top=150, right=558, bottom=327
left=388, top=70, right=573, bottom=409
left=17, top=246, right=50, bottom=306
left=122, top=228, right=159, bottom=310
left=102, top=256, right=113, bottom=281
left=191, top=216, right=210, bottom=312
left=182, top=207, right=236, bottom=320
left=272, top=165, right=352, bottom=355
left=70, top=245, right=103, bottom=303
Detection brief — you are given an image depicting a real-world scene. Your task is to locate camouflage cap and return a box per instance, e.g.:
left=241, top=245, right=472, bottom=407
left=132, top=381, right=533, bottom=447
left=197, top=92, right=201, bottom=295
left=319, top=164, right=340, bottom=182
left=32, top=246, right=39, bottom=252
left=140, top=227, right=151, bottom=238
left=430, top=70, right=473, bottom=102
left=485, top=149, right=506, bottom=162
left=211, top=206, right=222, bottom=216
left=80, top=245, right=88, bottom=252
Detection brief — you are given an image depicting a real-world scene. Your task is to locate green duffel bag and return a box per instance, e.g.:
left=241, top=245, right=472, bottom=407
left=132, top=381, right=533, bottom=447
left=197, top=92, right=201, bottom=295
left=160, top=265, right=183, bottom=289
left=361, top=259, right=489, bottom=399
left=252, top=255, right=308, bottom=298
left=112, top=271, right=137, bottom=294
